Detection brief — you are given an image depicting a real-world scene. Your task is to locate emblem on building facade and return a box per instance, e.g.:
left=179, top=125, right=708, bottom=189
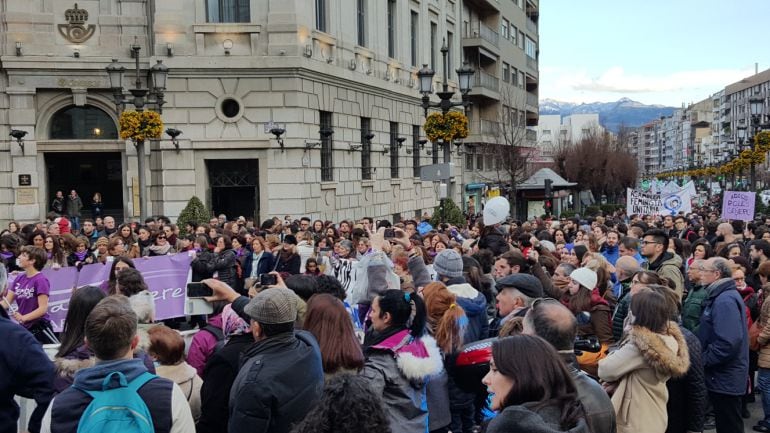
left=58, top=4, right=96, bottom=44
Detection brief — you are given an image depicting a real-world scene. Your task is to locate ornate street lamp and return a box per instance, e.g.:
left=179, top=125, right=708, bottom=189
left=106, top=41, right=169, bottom=220
left=417, top=39, right=474, bottom=117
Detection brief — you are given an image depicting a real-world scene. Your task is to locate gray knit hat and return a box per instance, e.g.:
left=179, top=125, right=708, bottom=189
left=433, top=249, right=464, bottom=278
left=243, top=287, right=297, bottom=324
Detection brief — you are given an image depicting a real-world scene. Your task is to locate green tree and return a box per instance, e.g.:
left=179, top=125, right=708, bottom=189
left=177, top=196, right=210, bottom=235
left=430, top=198, right=466, bottom=227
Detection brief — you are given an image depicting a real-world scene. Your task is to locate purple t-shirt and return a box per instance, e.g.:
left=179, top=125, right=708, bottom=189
left=11, top=272, right=51, bottom=328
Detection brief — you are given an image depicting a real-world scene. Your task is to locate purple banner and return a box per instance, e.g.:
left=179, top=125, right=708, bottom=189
left=43, top=267, right=80, bottom=333
left=11, top=253, right=194, bottom=332
left=134, top=253, right=193, bottom=320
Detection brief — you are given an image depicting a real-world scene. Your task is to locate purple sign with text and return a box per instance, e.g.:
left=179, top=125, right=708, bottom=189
left=721, top=191, right=756, bottom=221
left=27, top=253, right=193, bottom=332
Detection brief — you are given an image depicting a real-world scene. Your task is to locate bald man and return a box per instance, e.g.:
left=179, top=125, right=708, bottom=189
left=611, top=256, right=642, bottom=342
left=523, top=300, right=616, bottom=433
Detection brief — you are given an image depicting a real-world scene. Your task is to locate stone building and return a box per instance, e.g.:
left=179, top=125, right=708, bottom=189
left=0, top=0, right=538, bottom=226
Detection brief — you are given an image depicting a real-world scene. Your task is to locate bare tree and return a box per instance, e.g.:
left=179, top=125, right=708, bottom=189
left=471, top=86, right=532, bottom=205
left=552, top=128, right=637, bottom=203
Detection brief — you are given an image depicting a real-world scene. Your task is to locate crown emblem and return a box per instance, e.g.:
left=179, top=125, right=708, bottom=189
left=65, top=4, right=88, bottom=25
left=58, top=3, right=95, bottom=44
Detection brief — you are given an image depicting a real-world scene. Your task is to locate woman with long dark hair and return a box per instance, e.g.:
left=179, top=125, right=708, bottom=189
left=207, top=235, right=239, bottom=289
left=482, top=335, right=588, bottom=433
left=53, top=285, right=106, bottom=392
left=274, top=235, right=301, bottom=275
left=116, top=224, right=136, bottom=250
left=303, top=294, right=364, bottom=378
left=360, top=289, right=443, bottom=433
left=101, top=255, right=136, bottom=295
left=43, top=234, right=67, bottom=269
left=290, top=374, right=392, bottom=433
left=130, top=226, right=153, bottom=258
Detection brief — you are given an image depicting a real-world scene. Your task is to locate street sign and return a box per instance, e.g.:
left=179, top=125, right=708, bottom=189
left=420, top=163, right=455, bottom=181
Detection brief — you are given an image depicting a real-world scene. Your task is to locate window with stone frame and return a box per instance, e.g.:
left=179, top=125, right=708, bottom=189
left=320, top=111, right=334, bottom=181
left=206, top=0, right=250, bottom=23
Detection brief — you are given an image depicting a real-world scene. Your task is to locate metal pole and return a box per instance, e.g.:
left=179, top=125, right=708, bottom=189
left=136, top=139, right=147, bottom=221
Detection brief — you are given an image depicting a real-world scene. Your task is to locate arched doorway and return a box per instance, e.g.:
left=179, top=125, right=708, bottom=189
left=45, top=105, right=124, bottom=219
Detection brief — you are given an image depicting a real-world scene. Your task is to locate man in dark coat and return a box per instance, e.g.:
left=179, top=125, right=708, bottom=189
left=697, top=257, right=749, bottom=433
left=0, top=303, right=54, bottom=433
left=227, top=286, right=323, bottom=433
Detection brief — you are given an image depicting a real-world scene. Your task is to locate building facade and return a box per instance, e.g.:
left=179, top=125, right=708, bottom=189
left=0, top=0, right=540, bottom=227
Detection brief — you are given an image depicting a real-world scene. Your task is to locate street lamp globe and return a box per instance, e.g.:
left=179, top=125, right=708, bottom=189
left=417, top=64, right=435, bottom=95
left=106, top=59, right=125, bottom=90
left=456, top=61, right=475, bottom=95
left=150, top=60, right=169, bottom=91
left=737, top=126, right=746, bottom=140
left=750, top=97, right=764, bottom=117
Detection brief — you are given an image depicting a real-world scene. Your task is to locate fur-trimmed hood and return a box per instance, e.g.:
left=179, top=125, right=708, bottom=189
left=629, top=321, right=690, bottom=378
left=370, top=329, right=444, bottom=381
left=55, top=356, right=95, bottom=378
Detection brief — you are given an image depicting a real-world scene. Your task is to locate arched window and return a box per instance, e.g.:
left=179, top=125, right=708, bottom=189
left=49, top=105, right=118, bottom=140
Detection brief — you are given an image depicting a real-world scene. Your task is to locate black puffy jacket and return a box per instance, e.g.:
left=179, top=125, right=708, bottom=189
left=206, top=249, right=238, bottom=288
left=228, top=331, right=324, bottom=433
left=666, top=324, right=707, bottom=433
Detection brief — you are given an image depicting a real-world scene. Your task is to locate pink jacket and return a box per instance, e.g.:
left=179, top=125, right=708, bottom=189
left=188, top=314, right=224, bottom=377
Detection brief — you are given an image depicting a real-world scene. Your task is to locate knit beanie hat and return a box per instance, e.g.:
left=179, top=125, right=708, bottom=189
left=433, top=249, right=464, bottom=278
left=571, top=267, right=597, bottom=290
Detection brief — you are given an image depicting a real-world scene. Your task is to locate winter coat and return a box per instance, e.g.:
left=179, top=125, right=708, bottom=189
left=228, top=331, right=324, bottom=433
left=576, top=289, right=614, bottom=344
left=242, top=250, right=277, bottom=278
left=681, top=284, right=708, bottom=333
left=567, top=361, right=616, bottom=433
left=187, top=314, right=223, bottom=377
left=197, top=333, right=253, bottom=433
left=361, top=329, right=444, bottom=433
left=53, top=345, right=95, bottom=393
left=65, top=195, right=82, bottom=218
left=666, top=324, right=707, bottom=433
left=51, top=196, right=64, bottom=214
left=485, top=403, right=590, bottom=433
left=156, top=362, right=203, bottom=421
left=643, top=252, right=685, bottom=299
left=274, top=252, right=301, bottom=275
left=478, top=227, right=509, bottom=256
left=611, top=280, right=632, bottom=342
left=697, top=277, right=749, bottom=395
left=43, top=358, right=194, bottom=433
left=598, top=322, right=690, bottom=433
left=601, top=244, right=620, bottom=266
left=206, top=249, right=238, bottom=288
left=187, top=250, right=213, bottom=282
left=755, top=291, right=770, bottom=368
left=0, top=311, right=54, bottom=433
left=297, top=242, right=315, bottom=273
left=446, top=280, right=489, bottom=344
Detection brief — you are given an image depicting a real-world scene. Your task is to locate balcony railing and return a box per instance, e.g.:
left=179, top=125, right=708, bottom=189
left=479, top=119, right=500, bottom=136
left=526, top=92, right=538, bottom=107
left=526, top=56, right=538, bottom=72
left=466, top=22, right=499, bottom=47
left=473, top=70, right=500, bottom=92
left=526, top=18, right=538, bottom=33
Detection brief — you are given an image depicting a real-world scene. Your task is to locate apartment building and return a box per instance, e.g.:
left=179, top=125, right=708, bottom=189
left=0, top=0, right=539, bottom=226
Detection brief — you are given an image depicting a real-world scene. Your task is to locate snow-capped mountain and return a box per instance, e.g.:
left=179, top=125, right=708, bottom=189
left=540, top=98, right=676, bottom=132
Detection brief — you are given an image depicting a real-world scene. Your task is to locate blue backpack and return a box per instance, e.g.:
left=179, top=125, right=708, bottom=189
left=76, top=371, right=156, bottom=433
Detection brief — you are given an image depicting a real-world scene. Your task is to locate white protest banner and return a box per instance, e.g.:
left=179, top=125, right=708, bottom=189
left=660, top=183, right=693, bottom=216
left=627, top=188, right=662, bottom=216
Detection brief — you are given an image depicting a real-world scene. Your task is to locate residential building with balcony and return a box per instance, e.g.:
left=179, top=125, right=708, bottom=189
left=460, top=0, right=539, bottom=211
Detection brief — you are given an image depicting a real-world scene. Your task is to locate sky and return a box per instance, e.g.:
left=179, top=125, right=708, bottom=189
left=539, top=0, right=770, bottom=107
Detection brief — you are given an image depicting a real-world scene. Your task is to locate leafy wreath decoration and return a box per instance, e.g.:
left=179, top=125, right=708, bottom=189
left=119, top=110, right=164, bottom=141
left=423, top=111, right=469, bottom=142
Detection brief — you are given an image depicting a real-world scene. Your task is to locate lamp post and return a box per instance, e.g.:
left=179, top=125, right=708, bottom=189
left=106, top=42, right=169, bottom=220
left=748, top=97, right=765, bottom=191
left=417, top=39, right=474, bottom=209
left=417, top=41, right=474, bottom=118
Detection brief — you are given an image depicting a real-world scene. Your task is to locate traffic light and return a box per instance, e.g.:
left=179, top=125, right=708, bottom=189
left=544, top=179, right=553, bottom=198
left=544, top=199, right=552, bottom=215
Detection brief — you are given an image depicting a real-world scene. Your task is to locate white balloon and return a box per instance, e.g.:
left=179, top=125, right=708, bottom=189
left=483, top=196, right=510, bottom=226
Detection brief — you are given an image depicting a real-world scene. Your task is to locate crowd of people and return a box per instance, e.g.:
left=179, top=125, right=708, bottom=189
left=2, top=201, right=770, bottom=433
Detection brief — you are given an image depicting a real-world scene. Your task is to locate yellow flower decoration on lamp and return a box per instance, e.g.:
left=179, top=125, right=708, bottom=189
left=119, top=110, right=164, bottom=142
left=423, top=111, right=469, bottom=143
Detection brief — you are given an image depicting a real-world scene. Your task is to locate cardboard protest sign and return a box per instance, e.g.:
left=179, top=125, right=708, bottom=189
left=721, top=191, right=756, bottom=221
